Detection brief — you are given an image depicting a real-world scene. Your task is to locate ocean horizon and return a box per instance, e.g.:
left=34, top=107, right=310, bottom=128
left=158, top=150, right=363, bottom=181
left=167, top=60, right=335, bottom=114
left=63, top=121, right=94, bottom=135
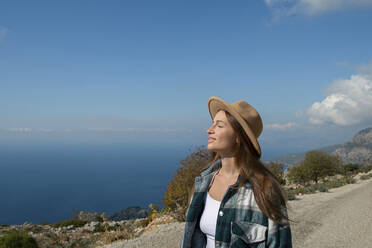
left=0, top=142, right=280, bottom=225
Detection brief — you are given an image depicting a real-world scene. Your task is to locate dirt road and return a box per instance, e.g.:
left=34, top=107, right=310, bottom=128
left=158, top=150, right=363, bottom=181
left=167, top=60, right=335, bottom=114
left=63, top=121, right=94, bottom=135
left=289, top=178, right=372, bottom=248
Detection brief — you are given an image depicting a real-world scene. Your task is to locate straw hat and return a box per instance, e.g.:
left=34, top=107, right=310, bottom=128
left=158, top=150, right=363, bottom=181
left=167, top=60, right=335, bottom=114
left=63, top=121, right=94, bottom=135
left=208, top=96, right=263, bottom=157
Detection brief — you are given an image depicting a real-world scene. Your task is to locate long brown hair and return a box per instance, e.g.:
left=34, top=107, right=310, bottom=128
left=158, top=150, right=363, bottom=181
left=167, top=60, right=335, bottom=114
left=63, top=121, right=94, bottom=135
left=189, top=110, right=289, bottom=225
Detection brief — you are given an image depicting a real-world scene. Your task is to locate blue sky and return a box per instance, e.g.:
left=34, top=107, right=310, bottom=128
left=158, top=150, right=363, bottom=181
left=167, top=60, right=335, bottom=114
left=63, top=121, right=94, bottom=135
left=1, top=0, right=372, bottom=158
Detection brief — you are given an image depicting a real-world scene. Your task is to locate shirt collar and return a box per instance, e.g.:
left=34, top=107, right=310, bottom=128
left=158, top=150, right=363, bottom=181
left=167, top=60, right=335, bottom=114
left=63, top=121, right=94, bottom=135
left=199, top=159, right=243, bottom=188
left=200, top=159, right=222, bottom=177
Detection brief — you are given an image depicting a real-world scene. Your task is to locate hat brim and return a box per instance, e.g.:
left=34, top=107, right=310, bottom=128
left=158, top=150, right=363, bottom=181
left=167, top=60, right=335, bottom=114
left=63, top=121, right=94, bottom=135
left=208, top=96, right=261, bottom=157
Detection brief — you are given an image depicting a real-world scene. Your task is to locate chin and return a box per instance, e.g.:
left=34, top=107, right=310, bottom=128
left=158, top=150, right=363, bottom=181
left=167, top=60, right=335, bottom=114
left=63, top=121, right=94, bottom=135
left=207, top=144, right=214, bottom=151
left=207, top=144, right=218, bottom=152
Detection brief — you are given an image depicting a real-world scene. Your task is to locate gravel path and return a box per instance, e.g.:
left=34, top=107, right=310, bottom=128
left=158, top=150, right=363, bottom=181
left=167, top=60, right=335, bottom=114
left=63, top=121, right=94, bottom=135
left=289, top=178, right=372, bottom=248
left=99, top=178, right=372, bottom=248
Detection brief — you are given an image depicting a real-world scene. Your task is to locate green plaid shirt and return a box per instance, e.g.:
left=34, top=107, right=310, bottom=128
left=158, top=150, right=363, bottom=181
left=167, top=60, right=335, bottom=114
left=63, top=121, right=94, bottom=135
left=181, top=159, right=292, bottom=248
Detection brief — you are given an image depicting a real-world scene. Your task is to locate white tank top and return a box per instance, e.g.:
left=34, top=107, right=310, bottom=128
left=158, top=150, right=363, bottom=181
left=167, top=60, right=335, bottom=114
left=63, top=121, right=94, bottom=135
left=199, top=192, right=221, bottom=248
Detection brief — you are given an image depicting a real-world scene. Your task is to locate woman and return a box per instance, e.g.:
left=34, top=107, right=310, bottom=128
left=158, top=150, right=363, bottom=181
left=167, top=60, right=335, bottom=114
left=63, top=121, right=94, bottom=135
left=181, top=96, right=292, bottom=248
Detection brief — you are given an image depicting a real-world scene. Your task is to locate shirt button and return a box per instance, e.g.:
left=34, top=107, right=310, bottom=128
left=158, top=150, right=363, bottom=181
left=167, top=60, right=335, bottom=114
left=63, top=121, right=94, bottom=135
left=219, top=210, right=224, bottom=217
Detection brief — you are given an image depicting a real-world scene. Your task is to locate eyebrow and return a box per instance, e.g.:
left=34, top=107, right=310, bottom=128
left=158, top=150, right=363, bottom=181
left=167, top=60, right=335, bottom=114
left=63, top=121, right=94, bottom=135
left=214, top=120, right=226, bottom=124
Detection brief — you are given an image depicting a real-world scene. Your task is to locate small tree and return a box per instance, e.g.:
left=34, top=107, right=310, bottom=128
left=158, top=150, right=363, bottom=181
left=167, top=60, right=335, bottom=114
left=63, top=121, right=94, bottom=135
left=287, top=163, right=311, bottom=185
left=266, top=161, right=286, bottom=185
left=162, top=146, right=213, bottom=210
left=302, top=150, right=341, bottom=183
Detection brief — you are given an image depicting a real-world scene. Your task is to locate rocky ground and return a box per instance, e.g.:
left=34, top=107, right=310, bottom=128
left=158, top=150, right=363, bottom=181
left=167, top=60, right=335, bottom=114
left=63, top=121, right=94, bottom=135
left=0, top=212, right=181, bottom=248
left=0, top=217, right=148, bottom=248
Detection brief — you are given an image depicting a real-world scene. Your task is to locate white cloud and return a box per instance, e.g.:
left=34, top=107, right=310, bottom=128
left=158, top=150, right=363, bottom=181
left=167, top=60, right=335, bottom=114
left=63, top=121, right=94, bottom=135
left=265, top=122, right=298, bottom=130
left=5, top=128, right=32, bottom=133
left=307, top=64, right=372, bottom=126
left=264, top=0, right=372, bottom=17
left=0, top=26, right=8, bottom=41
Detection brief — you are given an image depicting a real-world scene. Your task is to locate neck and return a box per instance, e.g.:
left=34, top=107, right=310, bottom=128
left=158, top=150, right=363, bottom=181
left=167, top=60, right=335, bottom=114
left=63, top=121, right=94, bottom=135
left=219, top=156, right=240, bottom=178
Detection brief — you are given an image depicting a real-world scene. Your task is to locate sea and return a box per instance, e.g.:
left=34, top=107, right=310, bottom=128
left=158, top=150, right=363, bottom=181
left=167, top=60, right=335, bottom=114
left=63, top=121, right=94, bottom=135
left=0, top=142, right=278, bottom=225
left=0, top=142, right=193, bottom=225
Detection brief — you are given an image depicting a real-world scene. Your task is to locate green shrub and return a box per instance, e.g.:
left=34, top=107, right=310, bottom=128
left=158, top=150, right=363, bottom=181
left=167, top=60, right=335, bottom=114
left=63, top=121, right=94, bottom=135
left=291, top=183, right=330, bottom=195
left=287, top=182, right=330, bottom=198
left=342, top=176, right=356, bottom=184
left=361, top=165, right=372, bottom=173
left=95, top=215, right=104, bottom=223
left=92, top=222, right=119, bottom=233
left=328, top=176, right=356, bottom=186
left=360, top=174, right=372, bottom=180
left=93, top=224, right=105, bottom=233
left=291, top=186, right=305, bottom=195
left=70, top=239, right=92, bottom=248
left=285, top=189, right=296, bottom=201
left=145, top=203, right=162, bottom=225
left=140, top=219, right=149, bottom=228
left=108, top=225, right=119, bottom=231
left=52, top=219, right=87, bottom=228
left=342, top=163, right=361, bottom=175
left=39, top=222, right=50, bottom=226
left=316, top=183, right=329, bottom=192
left=0, top=230, right=39, bottom=248
left=325, top=179, right=344, bottom=189
left=302, top=186, right=315, bottom=194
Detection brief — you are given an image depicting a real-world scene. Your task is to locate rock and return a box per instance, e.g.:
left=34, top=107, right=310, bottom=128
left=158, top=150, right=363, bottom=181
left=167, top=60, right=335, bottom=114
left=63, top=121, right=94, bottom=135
left=83, top=221, right=100, bottom=232
left=109, top=206, right=148, bottom=221
left=74, top=210, right=101, bottom=222
left=352, top=127, right=372, bottom=145
left=108, top=222, right=117, bottom=227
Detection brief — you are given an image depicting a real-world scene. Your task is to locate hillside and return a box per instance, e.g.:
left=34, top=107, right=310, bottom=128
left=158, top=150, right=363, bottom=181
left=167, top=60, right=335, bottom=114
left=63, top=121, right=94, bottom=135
left=267, top=127, right=372, bottom=166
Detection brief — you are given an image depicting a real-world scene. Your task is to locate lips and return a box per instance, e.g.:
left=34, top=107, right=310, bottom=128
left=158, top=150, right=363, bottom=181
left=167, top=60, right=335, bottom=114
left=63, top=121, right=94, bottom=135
left=208, top=137, right=216, bottom=143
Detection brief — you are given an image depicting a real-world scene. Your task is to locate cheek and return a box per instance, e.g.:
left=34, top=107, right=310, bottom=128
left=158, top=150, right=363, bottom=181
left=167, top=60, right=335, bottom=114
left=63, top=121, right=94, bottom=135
left=228, top=135, right=237, bottom=147
left=220, top=131, right=236, bottom=145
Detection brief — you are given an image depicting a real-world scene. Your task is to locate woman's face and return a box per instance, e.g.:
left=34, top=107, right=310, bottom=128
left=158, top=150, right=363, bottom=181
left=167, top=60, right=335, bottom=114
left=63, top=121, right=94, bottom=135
left=207, top=110, right=237, bottom=156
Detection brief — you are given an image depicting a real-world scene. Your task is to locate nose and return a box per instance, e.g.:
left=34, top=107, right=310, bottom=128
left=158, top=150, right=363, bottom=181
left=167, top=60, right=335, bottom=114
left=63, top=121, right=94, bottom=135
left=206, top=124, right=214, bottom=134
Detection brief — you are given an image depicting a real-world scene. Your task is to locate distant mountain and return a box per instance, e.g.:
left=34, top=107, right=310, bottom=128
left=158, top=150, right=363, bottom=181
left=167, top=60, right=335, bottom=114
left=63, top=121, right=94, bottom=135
left=332, top=127, right=372, bottom=165
left=267, top=127, right=372, bottom=166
